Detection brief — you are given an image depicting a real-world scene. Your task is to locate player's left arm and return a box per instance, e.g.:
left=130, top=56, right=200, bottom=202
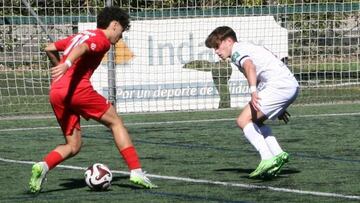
left=51, top=43, right=90, bottom=80
left=44, top=43, right=61, bottom=66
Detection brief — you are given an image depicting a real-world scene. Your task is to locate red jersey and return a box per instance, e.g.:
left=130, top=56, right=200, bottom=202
left=49, top=29, right=111, bottom=136
left=51, top=29, right=110, bottom=91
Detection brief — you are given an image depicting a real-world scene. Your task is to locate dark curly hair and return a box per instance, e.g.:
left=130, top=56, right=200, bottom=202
left=97, top=6, right=130, bottom=31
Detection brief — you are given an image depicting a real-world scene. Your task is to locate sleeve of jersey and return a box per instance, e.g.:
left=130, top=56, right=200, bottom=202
left=231, top=48, right=250, bottom=68
left=54, top=36, right=73, bottom=51
left=83, top=36, right=109, bottom=54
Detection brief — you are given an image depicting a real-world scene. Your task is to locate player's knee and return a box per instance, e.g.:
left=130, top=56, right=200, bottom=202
left=236, top=117, right=249, bottom=129
left=69, top=141, right=82, bottom=156
left=110, top=117, right=126, bottom=130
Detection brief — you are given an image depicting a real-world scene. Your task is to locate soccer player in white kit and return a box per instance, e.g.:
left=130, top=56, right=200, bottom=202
left=205, top=26, right=299, bottom=178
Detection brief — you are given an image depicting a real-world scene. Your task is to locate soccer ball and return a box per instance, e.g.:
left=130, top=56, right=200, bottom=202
left=84, top=163, right=112, bottom=191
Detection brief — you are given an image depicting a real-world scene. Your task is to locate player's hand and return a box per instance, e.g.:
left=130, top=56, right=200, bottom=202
left=250, top=92, right=261, bottom=111
left=278, top=110, right=291, bottom=124
left=51, top=63, right=68, bottom=81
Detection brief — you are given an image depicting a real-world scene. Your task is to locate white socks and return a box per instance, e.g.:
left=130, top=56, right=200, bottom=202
left=243, top=123, right=273, bottom=160
left=131, top=168, right=142, bottom=173
left=259, top=125, right=283, bottom=156
left=39, top=161, right=49, bottom=173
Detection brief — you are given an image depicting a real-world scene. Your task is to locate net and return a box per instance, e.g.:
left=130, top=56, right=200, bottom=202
left=0, top=1, right=359, bottom=116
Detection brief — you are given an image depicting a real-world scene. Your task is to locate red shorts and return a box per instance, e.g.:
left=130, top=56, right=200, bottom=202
left=50, top=87, right=111, bottom=136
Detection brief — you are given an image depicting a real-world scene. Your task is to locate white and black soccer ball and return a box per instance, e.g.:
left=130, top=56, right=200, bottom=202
left=84, top=163, right=112, bottom=191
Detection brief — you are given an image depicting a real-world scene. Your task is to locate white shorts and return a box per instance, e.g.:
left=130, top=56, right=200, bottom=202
left=258, top=86, right=299, bottom=120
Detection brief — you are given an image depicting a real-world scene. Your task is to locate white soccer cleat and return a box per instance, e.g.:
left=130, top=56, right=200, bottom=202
left=130, top=169, right=157, bottom=189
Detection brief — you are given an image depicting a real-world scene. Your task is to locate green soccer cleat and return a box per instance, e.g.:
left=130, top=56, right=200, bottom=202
left=249, top=157, right=278, bottom=178
left=266, top=152, right=289, bottom=176
left=29, top=162, right=47, bottom=193
left=130, top=169, right=157, bottom=189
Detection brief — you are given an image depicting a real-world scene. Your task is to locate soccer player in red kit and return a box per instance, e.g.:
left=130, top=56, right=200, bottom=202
left=29, top=7, right=157, bottom=193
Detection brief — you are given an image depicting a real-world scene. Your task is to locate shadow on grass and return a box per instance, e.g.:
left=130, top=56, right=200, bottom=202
left=214, top=167, right=301, bottom=180
left=214, top=168, right=253, bottom=174
left=39, top=176, right=133, bottom=193
left=215, top=167, right=300, bottom=174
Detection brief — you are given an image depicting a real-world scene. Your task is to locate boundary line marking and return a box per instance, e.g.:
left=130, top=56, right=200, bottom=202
left=0, top=157, right=359, bottom=200
left=1, top=112, right=360, bottom=133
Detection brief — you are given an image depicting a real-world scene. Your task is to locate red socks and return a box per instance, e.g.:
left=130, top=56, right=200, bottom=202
left=43, top=147, right=140, bottom=171
left=120, top=146, right=141, bottom=170
left=44, top=150, right=64, bottom=170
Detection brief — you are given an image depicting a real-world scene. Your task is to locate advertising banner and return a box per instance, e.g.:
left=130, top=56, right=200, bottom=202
left=79, top=16, right=287, bottom=112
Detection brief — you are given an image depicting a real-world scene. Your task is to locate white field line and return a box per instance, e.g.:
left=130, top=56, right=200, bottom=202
left=0, top=157, right=359, bottom=200
left=1, top=112, right=360, bottom=133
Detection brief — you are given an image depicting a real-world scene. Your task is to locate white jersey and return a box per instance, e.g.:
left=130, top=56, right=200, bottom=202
left=231, top=42, right=298, bottom=89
